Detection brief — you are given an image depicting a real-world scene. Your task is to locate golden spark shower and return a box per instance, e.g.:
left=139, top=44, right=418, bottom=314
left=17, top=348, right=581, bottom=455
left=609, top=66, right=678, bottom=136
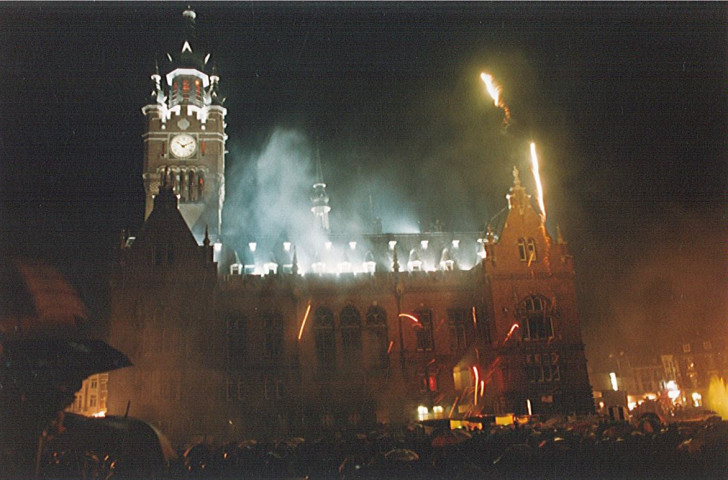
left=480, top=72, right=511, bottom=127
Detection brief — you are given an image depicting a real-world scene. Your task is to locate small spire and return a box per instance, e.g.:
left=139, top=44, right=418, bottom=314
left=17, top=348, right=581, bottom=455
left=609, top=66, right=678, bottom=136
left=556, top=224, right=565, bottom=245
left=512, top=165, right=521, bottom=186
left=292, top=245, right=299, bottom=275
left=203, top=225, right=210, bottom=247
left=392, top=246, right=400, bottom=273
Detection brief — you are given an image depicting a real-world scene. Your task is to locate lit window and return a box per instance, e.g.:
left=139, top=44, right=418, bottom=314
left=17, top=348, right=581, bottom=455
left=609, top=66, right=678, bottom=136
left=518, top=238, right=527, bottom=261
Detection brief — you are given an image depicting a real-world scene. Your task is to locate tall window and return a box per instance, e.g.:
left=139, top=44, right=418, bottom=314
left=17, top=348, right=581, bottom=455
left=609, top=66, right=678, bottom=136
left=517, top=238, right=537, bottom=262
left=262, top=313, right=283, bottom=360
left=366, top=306, right=389, bottom=370
left=448, top=308, right=470, bottom=352
left=314, top=307, right=336, bottom=369
left=415, top=309, right=435, bottom=352
left=226, top=315, right=247, bottom=366
left=340, top=306, right=362, bottom=364
left=519, top=295, right=554, bottom=341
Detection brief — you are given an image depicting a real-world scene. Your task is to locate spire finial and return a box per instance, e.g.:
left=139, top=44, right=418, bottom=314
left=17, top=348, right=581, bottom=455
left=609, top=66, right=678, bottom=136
left=512, top=165, right=521, bottom=186
left=204, top=225, right=210, bottom=247
left=392, top=246, right=400, bottom=273
left=292, top=245, right=299, bottom=275
left=316, top=146, right=324, bottom=183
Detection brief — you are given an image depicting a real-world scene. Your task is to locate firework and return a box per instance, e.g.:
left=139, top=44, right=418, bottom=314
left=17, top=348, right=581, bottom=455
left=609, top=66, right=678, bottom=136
left=297, top=302, right=312, bottom=341
left=530, top=142, right=547, bottom=222
left=480, top=72, right=511, bottom=127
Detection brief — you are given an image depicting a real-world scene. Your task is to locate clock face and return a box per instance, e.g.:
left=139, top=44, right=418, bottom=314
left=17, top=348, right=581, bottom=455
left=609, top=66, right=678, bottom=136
left=170, top=134, right=196, bottom=158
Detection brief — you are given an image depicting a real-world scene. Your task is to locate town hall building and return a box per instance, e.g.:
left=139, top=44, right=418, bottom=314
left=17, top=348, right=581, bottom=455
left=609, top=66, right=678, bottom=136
left=105, top=9, right=593, bottom=444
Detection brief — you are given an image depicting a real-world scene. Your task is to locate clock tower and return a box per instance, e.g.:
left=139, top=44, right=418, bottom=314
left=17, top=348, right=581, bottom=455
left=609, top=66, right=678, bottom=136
left=141, top=8, right=227, bottom=241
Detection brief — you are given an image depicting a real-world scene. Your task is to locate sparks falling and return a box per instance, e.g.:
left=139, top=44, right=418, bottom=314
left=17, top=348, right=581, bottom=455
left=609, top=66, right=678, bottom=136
left=480, top=72, right=511, bottom=127
left=503, top=323, right=520, bottom=346
left=297, top=302, right=312, bottom=341
left=471, top=366, right=480, bottom=405
left=399, top=313, right=421, bottom=326
left=530, top=142, right=547, bottom=222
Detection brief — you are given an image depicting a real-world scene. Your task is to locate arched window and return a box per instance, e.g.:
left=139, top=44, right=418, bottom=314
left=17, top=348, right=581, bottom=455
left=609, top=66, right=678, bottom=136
left=179, top=170, right=187, bottom=201
left=366, top=306, right=389, bottom=370
left=340, top=306, right=362, bottom=363
left=447, top=308, right=470, bottom=352
left=262, top=313, right=283, bottom=360
left=226, top=315, right=247, bottom=367
left=415, top=309, right=435, bottom=352
left=188, top=171, right=196, bottom=202
left=314, top=307, right=336, bottom=369
left=197, top=172, right=204, bottom=199
left=519, top=295, right=554, bottom=341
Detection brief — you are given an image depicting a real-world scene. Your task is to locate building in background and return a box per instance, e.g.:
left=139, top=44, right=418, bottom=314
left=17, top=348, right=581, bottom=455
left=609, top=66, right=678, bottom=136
left=106, top=9, right=593, bottom=444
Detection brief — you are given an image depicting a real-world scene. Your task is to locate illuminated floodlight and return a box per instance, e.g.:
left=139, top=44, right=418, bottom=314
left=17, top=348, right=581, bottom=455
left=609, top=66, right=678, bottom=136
left=609, top=372, right=619, bottom=392
left=283, top=242, right=291, bottom=252
left=432, top=405, right=444, bottom=414
left=349, top=241, right=357, bottom=250
left=249, top=242, right=257, bottom=252
left=364, top=260, right=376, bottom=274
left=409, top=260, right=422, bottom=271
left=389, top=240, right=397, bottom=250
left=452, top=239, right=460, bottom=249
left=420, top=240, right=429, bottom=249
left=214, top=242, right=222, bottom=252
left=325, top=241, right=332, bottom=251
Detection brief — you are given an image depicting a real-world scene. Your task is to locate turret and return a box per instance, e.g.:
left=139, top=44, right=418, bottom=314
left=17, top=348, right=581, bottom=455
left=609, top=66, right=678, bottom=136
left=310, top=149, right=331, bottom=232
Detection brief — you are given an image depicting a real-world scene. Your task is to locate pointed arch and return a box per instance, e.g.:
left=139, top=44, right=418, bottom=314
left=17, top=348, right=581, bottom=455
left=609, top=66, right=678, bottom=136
left=314, top=307, right=335, bottom=369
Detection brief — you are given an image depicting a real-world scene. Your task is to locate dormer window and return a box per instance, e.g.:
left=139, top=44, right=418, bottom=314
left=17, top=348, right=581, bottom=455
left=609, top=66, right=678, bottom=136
left=518, top=238, right=538, bottom=262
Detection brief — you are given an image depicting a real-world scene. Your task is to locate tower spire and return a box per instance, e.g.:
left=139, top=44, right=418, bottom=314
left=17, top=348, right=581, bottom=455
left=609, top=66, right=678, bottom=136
left=310, top=147, right=331, bottom=232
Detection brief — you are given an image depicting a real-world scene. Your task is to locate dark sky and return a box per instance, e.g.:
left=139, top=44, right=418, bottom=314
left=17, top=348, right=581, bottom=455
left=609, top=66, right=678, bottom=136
left=1, top=2, right=725, bottom=370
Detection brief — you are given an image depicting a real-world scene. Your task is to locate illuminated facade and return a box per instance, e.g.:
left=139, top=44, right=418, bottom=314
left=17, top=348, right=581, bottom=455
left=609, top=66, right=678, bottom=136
left=107, top=10, right=593, bottom=444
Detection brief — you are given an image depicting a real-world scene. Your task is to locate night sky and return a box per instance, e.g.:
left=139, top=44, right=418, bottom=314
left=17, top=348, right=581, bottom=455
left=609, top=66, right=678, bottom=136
left=1, top=2, right=725, bottom=370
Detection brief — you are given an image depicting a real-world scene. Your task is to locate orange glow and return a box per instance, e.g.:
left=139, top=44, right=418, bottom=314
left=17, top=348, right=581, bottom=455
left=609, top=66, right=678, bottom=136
left=480, top=72, right=511, bottom=126
left=471, top=306, right=477, bottom=328
left=530, top=142, right=547, bottom=222
left=471, top=366, right=480, bottom=405
left=479, top=380, right=485, bottom=398
left=387, top=340, right=394, bottom=355
left=297, top=302, right=312, bottom=341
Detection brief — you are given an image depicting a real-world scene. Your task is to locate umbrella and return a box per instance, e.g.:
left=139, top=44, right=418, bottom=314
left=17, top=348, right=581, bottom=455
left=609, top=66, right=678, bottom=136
left=2, top=337, right=131, bottom=376
left=384, top=448, right=420, bottom=462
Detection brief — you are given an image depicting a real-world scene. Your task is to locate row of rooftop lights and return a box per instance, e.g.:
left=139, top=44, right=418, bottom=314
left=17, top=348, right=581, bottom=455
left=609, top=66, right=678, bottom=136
left=246, top=239, right=466, bottom=253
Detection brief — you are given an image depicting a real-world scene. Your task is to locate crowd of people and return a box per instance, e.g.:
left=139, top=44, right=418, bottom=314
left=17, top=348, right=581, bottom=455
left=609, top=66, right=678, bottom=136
left=38, top=413, right=728, bottom=479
